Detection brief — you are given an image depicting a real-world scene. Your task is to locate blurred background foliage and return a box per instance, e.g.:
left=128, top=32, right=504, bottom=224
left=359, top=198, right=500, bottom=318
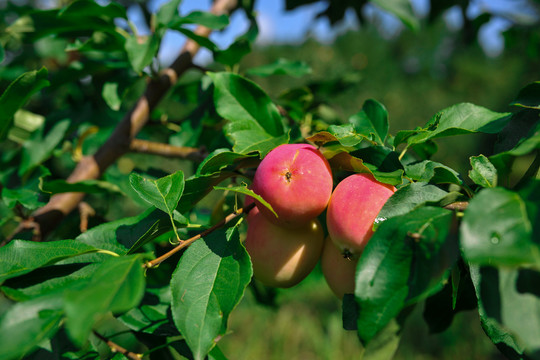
left=1, top=0, right=539, bottom=358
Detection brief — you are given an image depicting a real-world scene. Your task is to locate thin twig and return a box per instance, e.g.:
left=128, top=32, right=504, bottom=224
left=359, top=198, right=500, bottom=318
left=144, top=202, right=255, bottom=269
left=129, top=139, right=207, bottom=161
left=6, top=0, right=239, bottom=244
left=92, top=330, right=142, bottom=360
left=78, top=201, right=95, bottom=233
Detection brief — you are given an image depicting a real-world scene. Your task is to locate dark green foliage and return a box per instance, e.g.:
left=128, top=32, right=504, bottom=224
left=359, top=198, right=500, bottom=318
left=1, top=0, right=540, bottom=359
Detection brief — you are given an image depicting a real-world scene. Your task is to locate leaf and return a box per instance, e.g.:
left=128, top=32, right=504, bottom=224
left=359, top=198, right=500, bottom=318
left=177, top=171, right=237, bottom=213
left=171, top=225, right=252, bottom=360
left=349, top=99, right=389, bottom=145
left=129, top=170, right=184, bottom=217
left=209, top=72, right=288, bottom=155
left=177, top=28, right=219, bottom=52
left=125, top=34, right=161, bottom=73
left=0, top=68, right=49, bottom=141
left=470, top=265, right=540, bottom=358
left=0, top=293, right=63, bottom=360
left=102, top=82, right=121, bottom=111
left=469, top=155, right=497, bottom=188
left=195, top=149, right=259, bottom=176
left=350, top=145, right=404, bottom=185
left=156, top=0, right=182, bottom=27
left=405, top=160, right=462, bottom=185
left=510, top=81, right=540, bottom=109
left=394, top=103, right=511, bottom=147
left=0, top=240, right=99, bottom=283
left=0, top=43, right=4, bottom=63
left=355, top=206, right=454, bottom=344
left=213, top=185, right=277, bottom=218
left=1, top=187, right=46, bottom=210
left=461, top=187, right=539, bottom=267
left=213, top=19, right=258, bottom=67
left=371, top=0, right=420, bottom=31
left=171, top=11, right=229, bottom=30
left=246, top=58, right=311, bottom=77
left=64, top=254, right=146, bottom=345
left=19, top=119, right=70, bottom=176
left=378, top=182, right=450, bottom=220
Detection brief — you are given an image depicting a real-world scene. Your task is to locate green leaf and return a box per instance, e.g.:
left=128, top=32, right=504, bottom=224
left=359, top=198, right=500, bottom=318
left=371, top=0, right=420, bottom=31
left=129, top=170, right=185, bottom=217
left=1, top=187, right=46, bottom=210
left=349, top=99, right=389, bottom=146
left=177, top=171, right=237, bottom=213
left=177, top=28, right=218, bottom=52
left=19, top=119, right=70, bottom=176
left=213, top=19, right=258, bottom=66
left=0, top=293, right=63, bottom=360
left=208, top=72, right=288, bottom=155
left=378, top=182, right=450, bottom=220
left=171, top=225, right=252, bottom=360
left=125, top=34, right=161, bottom=73
left=171, top=11, right=229, bottom=30
left=102, top=82, right=121, bottom=111
left=195, top=149, right=258, bottom=176
left=470, top=265, right=540, bottom=358
left=246, top=58, right=311, bottom=77
left=0, top=68, right=50, bottom=141
left=511, top=81, right=540, bottom=109
left=40, top=178, right=123, bottom=195
left=461, top=187, right=539, bottom=267
left=213, top=185, right=277, bottom=218
left=394, top=103, right=511, bottom=147
left=64, top=255, right=146, bottom=345
left=0, top=43, right=5, bottom=63
left=405, top=160, right=462, bottom=185
left=355, top=206, right=454, bottom=344
left=469, top=155, right=497, bottom=188
left=156, top=0, right=182, bottom=27
left=350, top=146, right=404, bottom=186
left=0, top=240, right=99, bottom=283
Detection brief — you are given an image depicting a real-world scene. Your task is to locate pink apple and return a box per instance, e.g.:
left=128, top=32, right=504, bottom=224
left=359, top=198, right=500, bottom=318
left=326, top=173, right=395, bottom=258
left=251, top=143, right=333, bottom=227
left=321, top=236, right=358, bottom=299
left=244, top=203, right=324, bottom=288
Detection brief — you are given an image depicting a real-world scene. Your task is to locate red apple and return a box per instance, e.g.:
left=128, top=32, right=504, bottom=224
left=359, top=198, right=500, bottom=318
left=321, top=236, right=358, bottom=299
left=326, top=173, right=395, bottom=257
left=244, top=203, right=324, bottom=288
left=251, top=143, right=333, bottom=227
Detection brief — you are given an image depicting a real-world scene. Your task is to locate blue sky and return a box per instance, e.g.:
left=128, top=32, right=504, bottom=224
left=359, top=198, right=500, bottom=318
left=132, top=0, right=539, bottom=65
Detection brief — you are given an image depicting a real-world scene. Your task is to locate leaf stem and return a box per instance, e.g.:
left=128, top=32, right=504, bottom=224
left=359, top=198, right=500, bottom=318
left=93, top=330, right=142, bottom=360
left=398, top=145, right=409, bottom=161
left=144, top=202, right=255, bottom=269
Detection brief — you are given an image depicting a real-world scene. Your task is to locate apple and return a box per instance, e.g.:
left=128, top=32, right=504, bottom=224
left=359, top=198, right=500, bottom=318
left=251, top=143, right=333, bottom=227
left=326, top=173, right=395, bottom=258
left=321, top=236, right=358, bottom=299
left=244, top=201, right=324, bottom=288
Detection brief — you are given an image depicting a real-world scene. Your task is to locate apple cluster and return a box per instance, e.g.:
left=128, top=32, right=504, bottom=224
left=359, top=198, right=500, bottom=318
left=244, top=144, right=395, bottom=299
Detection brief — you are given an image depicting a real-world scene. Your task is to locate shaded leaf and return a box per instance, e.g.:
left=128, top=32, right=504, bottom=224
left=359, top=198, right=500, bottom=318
left=405, top=160, right=462, bottom=185
left=246, top=58, right=311, bottom=77
left=196, top=149, right=259, bottom=176
left=1, top=187, right=46, bottom=210
left=171, top=11, right=229, bottom=30
left=0, top=240, right=99, bottom=283
left=0, top=293, right=63, bottom=360
left=102, top=82, right=121, bottom=111
left=461, top=187, right=539, bottom=267
left=371, top=0, right=420, bottom=31
left=213, top=185, right=277, bottom=217
left=349, top=99, right=389, bottom=146
left=511, top=81, right=540, bottom=109
left=125, top=34, right=160, bottom=73
left=171, top=225, right=252, bottom=360
left=0, top=68, right=49, bottom=141
left=355, top=206, right=454, bottom=344
left=19, top=119, right=70, bottom=176
left=64, top=255, right=146, bottom=345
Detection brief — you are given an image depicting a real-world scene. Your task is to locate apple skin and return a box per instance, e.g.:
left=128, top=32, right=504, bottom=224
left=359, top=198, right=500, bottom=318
left=251, top=143, right=333, bottom=228
left=321, top=236, right=358, bottom=299
left=326, top=173, right=395, bottom=257
left=244, top=202, right=324, bottom=288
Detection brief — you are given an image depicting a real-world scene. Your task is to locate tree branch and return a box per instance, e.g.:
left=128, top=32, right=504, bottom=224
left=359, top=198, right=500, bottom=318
left=144, top=202, right=255, bottom=269
left=129, top=138, right=207, bottom=161
left=8, top=0, right=239, bottom=242
left=92, top=330, right=142, bottom=360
